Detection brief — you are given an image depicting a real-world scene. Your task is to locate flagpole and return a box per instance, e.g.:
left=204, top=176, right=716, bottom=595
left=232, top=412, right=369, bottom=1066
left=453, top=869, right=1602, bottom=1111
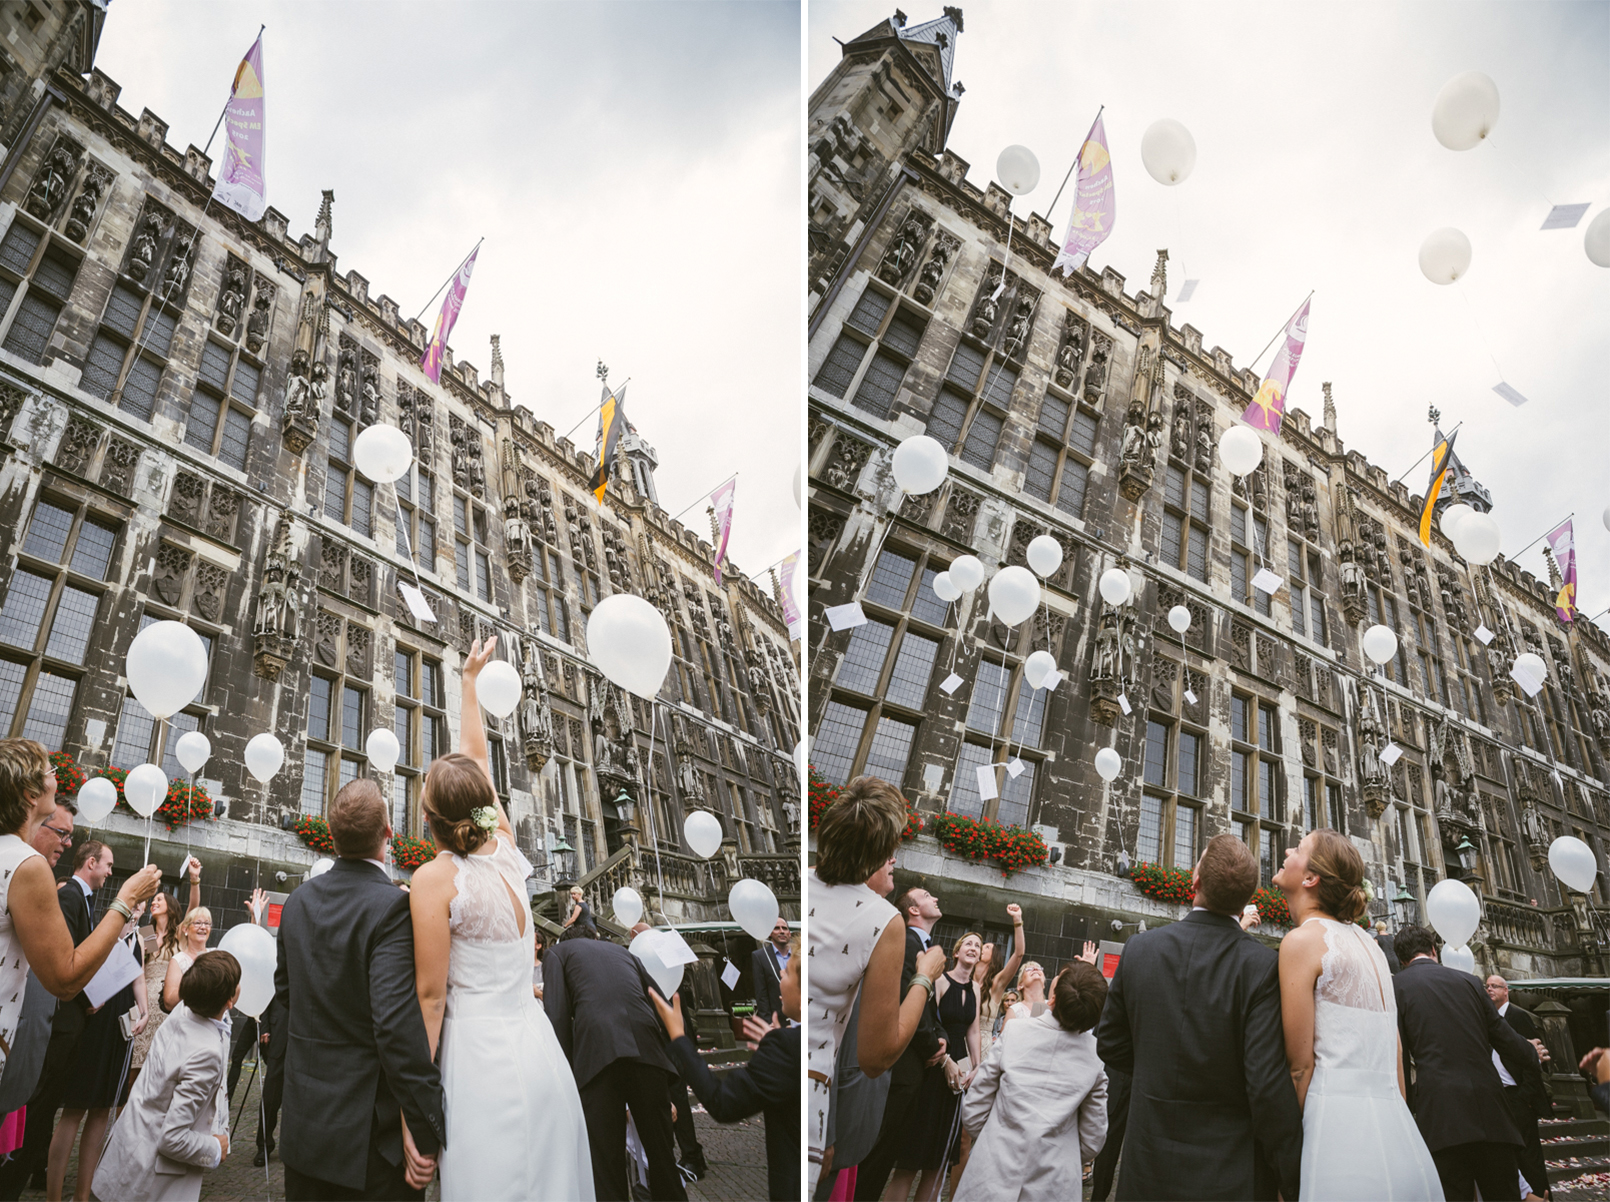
left=1390, top=421, right=1463, bottom=484
left=1247, top=291, right=1314, bottom=373
left=1507, top=513, right=1574, bottom=563
left=668, top=473, right=739, bottom=525
left=561, top=377, right=630, bottom=444
left=1046, top=105, right=1104, bottom=218
left=411, top=237, right=484, bottom=324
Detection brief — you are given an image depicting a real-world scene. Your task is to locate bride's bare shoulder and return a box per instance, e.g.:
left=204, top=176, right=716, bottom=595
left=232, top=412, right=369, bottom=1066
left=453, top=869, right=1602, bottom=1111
left=1279, top=920, right=1327, bottom=961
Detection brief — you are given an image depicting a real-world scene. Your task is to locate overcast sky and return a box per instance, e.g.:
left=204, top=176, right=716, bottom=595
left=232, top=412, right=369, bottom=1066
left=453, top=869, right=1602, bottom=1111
left=97, top=0, right=802, bottom=582
left=812, top=1, right=1610, bottom=626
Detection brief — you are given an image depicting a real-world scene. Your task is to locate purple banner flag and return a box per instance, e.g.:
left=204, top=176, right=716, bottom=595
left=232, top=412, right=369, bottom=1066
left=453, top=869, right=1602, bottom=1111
left=710, top=479, right=735, bottom=585
left=1546, top=518, right=1578, bottom=622
left=778, top=552, right=802, bottom=637
left=210, top=33, right=267, bottom=222
left=1051, top=112, right=1116, bottom=277
left=421, top=246, right=478, bottom=384
left=1241, top=297, right=1312, bottom=434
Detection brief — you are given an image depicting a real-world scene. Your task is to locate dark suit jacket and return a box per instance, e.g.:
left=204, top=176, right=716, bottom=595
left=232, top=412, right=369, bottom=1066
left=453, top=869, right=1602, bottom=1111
left=1095, top=910, right=1302, bottom=1202
left=542, top=938, right=675, bottom=1089
left=1393, top=957, right=1540, bottom=1152
left=269, top=859, right=445, bottom=1190
left=1500, top=1002, right=1550, bottom=1118
left=751, top=944, right=785, bottom=1024
left=668, top=1026, right=798, bottom=1201
left=888, top=927, right=942, bottom=1088
left=50, top=880, right=93, bottom=1039
left=1375, top=932, right=1403, bottom=974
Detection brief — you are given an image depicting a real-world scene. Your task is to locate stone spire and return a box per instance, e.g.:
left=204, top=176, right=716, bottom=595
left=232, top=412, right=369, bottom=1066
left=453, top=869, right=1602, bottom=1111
left=490, top=334, right=505, bottom=388
left=1150, top=249, right=1168, bottom=300
left=1322, top=382, right=1336, bottom=434
left=1543, top=544, right=1563, bottom=594
left=312, top=189, right=334, bottom=261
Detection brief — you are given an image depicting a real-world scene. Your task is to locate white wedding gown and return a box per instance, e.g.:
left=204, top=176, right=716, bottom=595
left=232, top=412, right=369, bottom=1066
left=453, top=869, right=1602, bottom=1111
left=438, top=836, right=594, bottom=1201
left=1299, top=917, right=1443, bottom=1201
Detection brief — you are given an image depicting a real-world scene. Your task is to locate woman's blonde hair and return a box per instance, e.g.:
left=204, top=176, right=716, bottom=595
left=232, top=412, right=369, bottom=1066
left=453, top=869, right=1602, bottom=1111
left=1304, top=828, right=1369, bottom=923
left=949, top=931, right=982, bottom=968
left=422, top=753, right=498, bottom=855
left=1016, top=960, right=1045, bottom=990
left=179, top=906, right=213, bottom=942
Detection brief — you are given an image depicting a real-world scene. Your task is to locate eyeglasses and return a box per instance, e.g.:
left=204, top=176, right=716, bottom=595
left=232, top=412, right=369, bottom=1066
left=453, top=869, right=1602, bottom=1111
left=41, top=824, right=72, bottom=844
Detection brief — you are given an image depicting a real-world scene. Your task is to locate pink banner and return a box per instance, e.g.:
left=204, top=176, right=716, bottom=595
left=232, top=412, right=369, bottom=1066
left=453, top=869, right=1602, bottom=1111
left=210, top=34, right=267, bottom=222
left=778, top=552, right=801, bottom=635
left=1051, top=112, right=1116, bottom=277
left=1241, top=297, right=1312, bottom=434
left=710, top=479, right=735, bottom=585
left=1546, top=518, right=1578, bottom=622
left=421, top=246, right=479, bottom=384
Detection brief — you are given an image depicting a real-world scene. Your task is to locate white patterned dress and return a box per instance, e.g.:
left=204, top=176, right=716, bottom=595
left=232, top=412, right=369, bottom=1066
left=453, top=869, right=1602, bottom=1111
left=806, top=869, right=898, bottom=1190
left=0, top=834, right=42, bottom=1079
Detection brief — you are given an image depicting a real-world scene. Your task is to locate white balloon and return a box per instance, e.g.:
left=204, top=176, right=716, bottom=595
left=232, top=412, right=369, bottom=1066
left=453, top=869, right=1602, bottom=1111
left=629, top=929, right=685, bottom=999
left=244, top=733, right=284, bottom=783
left=1094, top=747, right=1122, bottom=782
left=1586, top=208, right=1610, bottom=268
left=1026, top=535, right=1063, bottom=578
left=219, top=922, right=278, bottom=1017
left=1140, top=118, right=1196, bottom=185
left=174, top=731, right=211, bottom=774
left=949, top=555, right=984, bottom=593
left=1439, top=503, right=1474, bottom=541
left=124, top=763, right=167, bottom=818
left=1418, top=227, right=1472, bottom=285
left=1513, top=652, right=1547, bottom=690
left=612, top=886, right=644, bottom=927
left=365, top=728, right=400, bottom=774
left=1167, top=605, right=1192, bottom=634
left=588, top=594, right=673, bottom=700
left=1440, top=943, right=1477, bottom=976
left=793, top=739, right=806, bottom=780
left=1098, top=568, right=1132, bottom=607
left=1362, top=624, right=1398, bottom=666
left=684, top=810, right=724, bottom=860
left=1452, top=511, right=1501, bottom=565
left=76, top=776, right=116, bottom=824
left=1425, top=878, right=1481, bottom=948
left=891, top=435, right=949, bottom=494
left=476, top=660, right=522, bottom=718
left=1604, top=503, right=1610, bottom=534
left=1024, top=650, right=1057, bottom=690
left=309, top=857, right=334, bottom=877
left=1548, top=835, right=1599, bottom=894
left=1218, top=424, right=1263, bottom=476
left=996, top=144, right=1041, bottom=196
left=728, top=877, right=780, bottom=942
left=125, top=620, right=208, bottom=720
left=350, top=423, right=413, bottom=484
left=1431, top=71, right=1500, bottom=151
left=987, top=565, right=1040, bottom=627
left=793, top=463, right=802, bottom=508
left=932, top=571, right=962, bottom=603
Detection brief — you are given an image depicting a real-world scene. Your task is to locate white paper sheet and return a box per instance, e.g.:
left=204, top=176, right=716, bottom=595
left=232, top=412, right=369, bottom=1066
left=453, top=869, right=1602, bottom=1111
left=1006, top=758, right=1025, bottom=779
left=1252, top=568, right=1284, bottom=595
left=939, top=672, right=964, bottom=695
left=720, top=959, right=740, bottom=990
left=1184, top=688, right=1198, bottom=705
left=655, top=928, right=699, bottom=967
left=1118, top=694, right=1132, bottom=716
left=84, top=938, right=142, bottom=1009
left=1176, top=279, right=1199, bottom=303
left=1379, top=743, right=1404, bottom=767
left=1043, top=670, right=1063, bottom=691
left=1474, top=624, right=1494, bottom=645
left=824, top=602, right=867, bottom=631
left=398, top=581, right=437, bottom=622
left=1492, top=382, right=1528, bottom=407
left=1540, top=203, right=1590, bottom=230
left=976, top=764, right=999, bottom=801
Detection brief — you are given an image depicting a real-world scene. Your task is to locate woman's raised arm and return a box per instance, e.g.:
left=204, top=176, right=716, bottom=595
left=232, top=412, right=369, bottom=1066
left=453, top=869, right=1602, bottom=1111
left=458, top=637, right=514, bottom=846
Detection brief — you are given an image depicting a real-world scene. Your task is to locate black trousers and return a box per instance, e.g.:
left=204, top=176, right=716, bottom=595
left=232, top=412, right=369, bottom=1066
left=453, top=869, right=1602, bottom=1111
left=1503, top=1086, right=1549, bottom=1197
left=1430, top=1140, right=1518, bottom=1202
left=283, top=1116, right=421, bottom=1202
left=226, top=1014, right=260, bottom=1101
left=668, top=1074, right=704, bottom=1166
left=853, top=1075, right=921, bottom=1201
left=258, top=1043, right=284, bottom=1151
left=579, top=1059, right=687, bottom=1202
left=0, top=1024, right=80, bottom=1200
left=1090, top=1067, right=1131, bottom=1202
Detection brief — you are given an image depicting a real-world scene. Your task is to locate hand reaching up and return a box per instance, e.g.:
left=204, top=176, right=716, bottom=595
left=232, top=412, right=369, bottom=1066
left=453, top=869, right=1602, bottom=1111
left=463, top=636, right=497, bottom=680
left=1077, top=940, right=1099, bottom=966
left=248, top=888, right=269, bottom=924
left=740, top=1011, right=780, bottom=1050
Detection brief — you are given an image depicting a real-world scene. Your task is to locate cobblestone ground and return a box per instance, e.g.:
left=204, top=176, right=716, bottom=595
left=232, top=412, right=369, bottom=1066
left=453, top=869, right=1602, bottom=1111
left=24, top=1071, right=772, bottom=1202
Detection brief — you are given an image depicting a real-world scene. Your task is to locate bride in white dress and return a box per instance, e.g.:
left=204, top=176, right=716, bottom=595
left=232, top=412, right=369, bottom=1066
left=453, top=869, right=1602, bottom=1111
left=1274, top=829, right=1443, bottom=1201
left=411, top=638, right=594, bottom=1201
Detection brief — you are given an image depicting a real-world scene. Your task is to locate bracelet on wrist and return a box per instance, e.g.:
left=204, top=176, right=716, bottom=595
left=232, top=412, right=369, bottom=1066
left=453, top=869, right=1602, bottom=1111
left=908, top=973, right=933, bottom=996
left=108, top=899, right=133, bottom=922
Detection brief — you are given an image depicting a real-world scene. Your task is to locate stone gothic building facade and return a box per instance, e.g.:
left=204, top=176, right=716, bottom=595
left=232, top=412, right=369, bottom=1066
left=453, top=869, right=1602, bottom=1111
left=0, top=14, right=800, bottom=937
left=807, top=9, right=1610, bottom=984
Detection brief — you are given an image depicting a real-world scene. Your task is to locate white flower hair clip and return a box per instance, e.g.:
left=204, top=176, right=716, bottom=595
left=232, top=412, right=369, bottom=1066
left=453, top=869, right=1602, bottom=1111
left=471, top=806, right=498, bottom=833
left=1360, top=877, right=1375, bottom=905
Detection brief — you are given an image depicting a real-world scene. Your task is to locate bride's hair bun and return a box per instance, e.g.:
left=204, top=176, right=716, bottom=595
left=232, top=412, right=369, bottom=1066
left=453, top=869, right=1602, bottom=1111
left=1307, top=828, right=1368, bottom=923
left=422, top=753, right=497, bottom=855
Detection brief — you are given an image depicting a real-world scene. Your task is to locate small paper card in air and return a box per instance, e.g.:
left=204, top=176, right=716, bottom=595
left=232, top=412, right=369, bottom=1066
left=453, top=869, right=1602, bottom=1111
left=720, top=959, right=741, bottom=990
left=1006, top=758, right=1026, bottom=779
left=1511, top=661, right=1545, bottom=697
left=1492, top=382, right=1528, bottom=407
left=398, top=581, right=436, bottom=622
left=1118, top=694, right=1132, bottom=716
left=1176, top=279, right=1199, bottom=303
left=1540, top=203, right=1589, bottom=230
left=939, top=672, right=964, bottom=695
left=824, top=602, right=867, bottom=631
left=976, top=764, right=999, bottom=801
left=1044, top=670, right=1063, bottom=691
left=1184, top=688, right=1198, bottom=705
left=1252, top=569, right=1284, bottom=595
left=656, top=928, right=699, bottom=968
left=84, top=938, right=142, bottom=1009
left=1379, top=743, right=1403, bottom=767
left=1474, top=624, right=1494, bottom=645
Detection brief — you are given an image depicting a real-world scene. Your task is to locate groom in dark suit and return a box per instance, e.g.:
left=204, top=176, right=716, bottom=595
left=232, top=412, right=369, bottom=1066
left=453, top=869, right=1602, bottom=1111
left=271, top=780, right=445, bottom=1201
left=1096, top=834, right=1302, bottom=1201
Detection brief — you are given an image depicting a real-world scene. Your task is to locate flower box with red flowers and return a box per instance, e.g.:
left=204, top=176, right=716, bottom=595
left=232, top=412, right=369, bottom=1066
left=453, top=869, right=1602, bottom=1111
left=806, top=766, right=923, bottom=842
left=1129, top=862, right=1196, bottom=907
left=391, top=835, right=438, bottom=872
left=931, top=812, right=1049, bottom=878
left=291, top=814, right=336, bottom=856
left=49, top=752, right=214, bottom=832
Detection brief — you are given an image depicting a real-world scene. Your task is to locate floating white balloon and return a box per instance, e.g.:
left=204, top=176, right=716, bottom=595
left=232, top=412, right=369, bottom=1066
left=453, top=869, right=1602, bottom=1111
left=587, top=594, right=673, bottom=700
left=1362, top=624, right=1398, bottom=666
left=125, top=620, right=209, bottom=720
left=1418, top=227, right=1472, bottom=285
left=1094, top=747, right=1122, bottom=782
left=351, top=423, right=413, bottom=484
left=793, top=739, right=806, bottom=779
left=1604, top=503, right=1610, bottom=534
left=76, top=776, right=117, bottom=824
left=476, top=660, right=523, bottom=718
left=1425, top=878, right=1481, bottom=948
left=1513, top=652, right=1547, bottom=688
left=1452, top=510, right=1501, bottom=565
left=1587, top=209, right=1610, bottom=269
left=1025, top=535, right=1063, bottom=578
left=684, top=810, right=724, bottom=860
left=1547, top=835, right=1599, bottom=894
left=124, top=763, right=167, bottom=818
left=1024, top=650, right=1057, bottom=690
left=1218, top=424, right=1263, bottom=476
left=987, top=565, right=1041, bottom=627
left=793, top=463, right=802, bottom=508
left=932, top=572, right=962, bottom=603
left=309, top=857, right=334, bottom=877
left=996, top=144, right=1041, bottom=196
left=1098, top=568, right=1132, bottom=607
left=1140, top=118, right=1196, bottom=185
left=630, top=928, right=685, bottom=999
left=174, top=731, right=211, bottom=774
left=244, top=733, right=284, bottom=783
left=949, top=556, right=984, bottom=593
left=219, top=922, right=277, bottom=1017
left=1167, top=605, right=1191, bottom=634
left=612, top=886, right=644, bottom=927
left=728, top=877, right=781, bottom=942
left=891, top=435, right=949, bottom=495
left=365, top=728, right=400, bottom=775
left=1440, top=943, right=1477, bottom=976
left=1431, top=71, right=1500, bottom=151
left=1439, top=503, right=1474, bottom=541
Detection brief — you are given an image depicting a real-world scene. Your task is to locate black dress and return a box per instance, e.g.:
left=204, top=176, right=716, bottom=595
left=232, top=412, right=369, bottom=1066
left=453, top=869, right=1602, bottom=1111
left=896, top=972, right=975, bottom=1170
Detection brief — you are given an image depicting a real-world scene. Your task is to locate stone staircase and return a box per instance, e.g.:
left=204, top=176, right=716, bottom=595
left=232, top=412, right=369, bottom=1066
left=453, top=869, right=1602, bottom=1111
left=1541, top=1115, right=1610, bottom=1190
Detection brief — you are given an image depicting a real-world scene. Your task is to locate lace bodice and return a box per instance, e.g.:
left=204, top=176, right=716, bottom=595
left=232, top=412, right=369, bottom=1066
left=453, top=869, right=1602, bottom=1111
left=1305, top=917, right=1399, bottom=1081
left=447, top=836, right=533, bottom=945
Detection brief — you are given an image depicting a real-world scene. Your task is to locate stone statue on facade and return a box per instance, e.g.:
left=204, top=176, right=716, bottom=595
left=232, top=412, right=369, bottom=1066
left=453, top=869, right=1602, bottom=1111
left=245, top=292, right=271, bottom=354
left=252, top=513, right=301, bottom=681
left=26, top=145, right=76, bottom=222
left=519, top=642, right=555, bottom=771
left=971, top=285, right=1000, bottom=340
left=64, top=166, right=111, bottom=243
left=129, top=212, right=163, bottom=283
left=878, top=215, right=925, bottom=285
left=1358, top=686, right=1388, bottom=818
left=1002, top=297, right=1032, bottom=360
left=217, top=263, right=248, bottom=335
left=1054, top=338, right=1081, bottom=389
left=1089, top=601, right=1133, bottom=725
left=675, top=735, right=705, bottom=807
left=336, top=347, right=358, bottom=412
left=1171, top=405, right=1191, bottom=461
left=912, top=238, right=951, bottom=306
left=1119, top=403, right=1147, bottom=469
left=283, top=350, right=312, bottom=420
left=307, top=361, right=329, bottom=413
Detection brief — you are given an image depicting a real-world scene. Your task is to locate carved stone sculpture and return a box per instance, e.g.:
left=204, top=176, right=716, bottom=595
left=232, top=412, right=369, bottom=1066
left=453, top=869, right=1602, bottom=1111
left=336, top=344, right=358, bottom=412
left=244, top=290, right=272, bottom=355
left=64, top=164, right=112, bottom=243
left=253, top=513, right=301, bottom=681
left=163, top=233, right=194, bottom=296
left=26, top=141, right=79, bottom=223
left=1338, top=542, right=1366, bottom=625
left=504, top=492, right=533, bottom=584
left=1054, top=319, right=1086, bottom=389
left=971, top=274, right=1001, bottom=339
left=128, top=211, right=163, bottom=283
left=877, top=215, right=926, bottom=286
left=1171, top=402, right=1191, bottom=461
left=217, top=261, right=248, bottom=336
left=281, top=349, right=317, bottom=455
left=1001, top=297, right=1033, bottom=360
left=1089, top=601, right=1133, bottom=726
left=1358, top=687, right=1388, bottom=819
left=912, top=235, right=954, bottom=305
left=519, top=641, right=555, bottom=771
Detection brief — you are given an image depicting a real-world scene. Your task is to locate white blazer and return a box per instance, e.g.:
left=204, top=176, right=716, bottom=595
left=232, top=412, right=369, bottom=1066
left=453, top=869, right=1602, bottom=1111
left=955, top=1009, right=1108, bottom=1202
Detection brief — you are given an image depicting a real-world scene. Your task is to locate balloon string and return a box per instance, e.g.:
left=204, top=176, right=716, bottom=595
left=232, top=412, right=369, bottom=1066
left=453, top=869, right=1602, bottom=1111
left=640, top=701, right=670, bottom=925
left=393, top=491, right=426, bottom=593
left=1455, top=280, right=1506, bottom=382
left=992, top=213, right=1015, bottom=302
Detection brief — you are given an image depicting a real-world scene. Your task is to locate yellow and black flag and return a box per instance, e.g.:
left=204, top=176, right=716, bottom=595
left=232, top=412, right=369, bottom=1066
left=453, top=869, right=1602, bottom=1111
left=1417, top=428, right=1457, bottom=547
left=591, top=383, right=627, bottom=504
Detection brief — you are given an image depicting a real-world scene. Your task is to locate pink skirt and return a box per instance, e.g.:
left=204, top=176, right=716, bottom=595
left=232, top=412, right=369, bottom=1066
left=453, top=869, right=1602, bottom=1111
left=0, top=1108, right=25, bottom=1158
